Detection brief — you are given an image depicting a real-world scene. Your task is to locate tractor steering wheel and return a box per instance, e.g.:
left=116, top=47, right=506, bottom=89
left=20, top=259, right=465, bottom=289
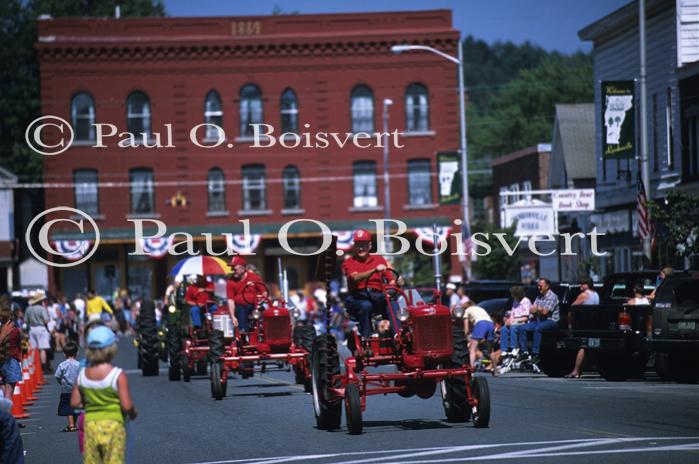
left=364, top=267, right=402, bottom=303
left=242, top=281, right=270, bottom=307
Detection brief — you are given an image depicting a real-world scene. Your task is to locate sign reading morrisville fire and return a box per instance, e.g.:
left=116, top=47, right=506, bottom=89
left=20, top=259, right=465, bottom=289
left=601, top=80, right=635, bottom=159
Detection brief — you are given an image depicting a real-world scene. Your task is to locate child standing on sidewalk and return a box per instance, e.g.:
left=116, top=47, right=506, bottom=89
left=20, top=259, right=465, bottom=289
left=71, top=326, right=137, bottom=464
left=55, top=341, right=80, bottom=432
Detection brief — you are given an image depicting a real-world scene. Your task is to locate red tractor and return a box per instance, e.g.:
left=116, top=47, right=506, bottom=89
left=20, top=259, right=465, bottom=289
left=179, top=301, right=218, bottom=381
left=208, top=282, right=315, bottom=400
left=311, top=268, right=491, bottom=434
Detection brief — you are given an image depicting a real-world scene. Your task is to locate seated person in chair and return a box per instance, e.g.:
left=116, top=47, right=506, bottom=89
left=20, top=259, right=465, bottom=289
left=185, top=274, right=217, bottom=332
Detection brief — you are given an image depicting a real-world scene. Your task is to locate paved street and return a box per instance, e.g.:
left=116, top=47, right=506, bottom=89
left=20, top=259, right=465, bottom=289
left=20, top=337, right=699, bottom=464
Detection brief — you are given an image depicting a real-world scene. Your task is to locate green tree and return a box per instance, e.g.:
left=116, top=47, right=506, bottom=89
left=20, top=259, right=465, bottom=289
left=469, top=54, right=592, bottom=160
left=0, top=0, right=165, bottom=182
left=471, top=222, right=520, bottom=280
left=649, top=191, right=699, bottom=260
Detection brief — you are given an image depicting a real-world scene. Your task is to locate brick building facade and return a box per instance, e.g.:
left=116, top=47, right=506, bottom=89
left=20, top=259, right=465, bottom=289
left=36, top=10, right=465, bottom=298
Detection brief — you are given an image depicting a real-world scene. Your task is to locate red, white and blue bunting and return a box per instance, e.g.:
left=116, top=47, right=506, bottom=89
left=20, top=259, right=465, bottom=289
left=333, top=231, right=354, bottom=251
left=141, top=237, right=174, bottom=259
left=412, top=227, right=452, bottom=246
left=52, top=240, right=92, bottom=261
left=225, top=233, right=261, bottom=255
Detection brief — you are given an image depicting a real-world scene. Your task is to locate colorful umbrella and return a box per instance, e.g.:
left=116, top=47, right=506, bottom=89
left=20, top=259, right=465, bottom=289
left=169, top=256, right=232, bottom=279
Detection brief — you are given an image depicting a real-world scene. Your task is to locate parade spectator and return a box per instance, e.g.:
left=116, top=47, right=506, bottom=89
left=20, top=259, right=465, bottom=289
left=25, top=291, right=51, bottom=369
left=0, top=306, right=22, bottom=404
left=565, top=278, right=600, bottom=379
left=517, top=278, right=560, bottom=365
left=462, top=300, right=495, bottom=367
left=119, top=289, right=133, bottom=334
left=627, top=284, right=651, bottom=305
left=226, top=256, right=263, bottom=332
left=341, top=229, right=401, bottom=338
left=73, top=293, right=87, bottom=323
left=0, top=399, right=24, bottom=464
left=86, top=290, right=114, bottom=323
left=446, top=283, right=459, bottom=311
left=55, top=341, right=80, bottom=432
left=71, top=326, right=137, bottom=463
left=649, top=266, right=674, bottom=301
left=500, top=286, right=532, bottom=357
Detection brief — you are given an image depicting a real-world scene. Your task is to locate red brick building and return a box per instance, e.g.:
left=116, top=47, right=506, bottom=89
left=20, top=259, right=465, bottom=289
left=36, top=10, right=464, bottom=298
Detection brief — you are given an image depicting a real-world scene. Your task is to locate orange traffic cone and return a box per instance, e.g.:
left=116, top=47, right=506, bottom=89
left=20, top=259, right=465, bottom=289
left=23, top=369, right=37, bottom=402
left=18, top=381, right=33, bottom=406
left=12, top=385, right=29, bottom=419
left=33, top=350, right=46, bottom=385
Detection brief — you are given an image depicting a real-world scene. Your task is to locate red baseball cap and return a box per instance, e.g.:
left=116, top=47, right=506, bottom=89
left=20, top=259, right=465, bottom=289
left=229, top=256, right=247, bottom=268
left=352, top=229, right=371, bottom=243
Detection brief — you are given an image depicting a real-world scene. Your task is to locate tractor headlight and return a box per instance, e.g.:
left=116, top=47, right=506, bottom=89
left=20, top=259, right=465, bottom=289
left=451, top=306, right=465, bottom=319
left=252, top=308, right=262, bottom=320
left=398, top=307, right=410, bottom=322
left=290, top=307, right=301, bottom=320
left=168, top=305, right=176, bottom=314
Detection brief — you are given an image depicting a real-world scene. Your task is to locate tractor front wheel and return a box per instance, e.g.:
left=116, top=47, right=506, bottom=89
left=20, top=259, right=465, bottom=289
left=211, top=362, right=227, bottom=400
left=345, top=383, right=363, bottom=435
left=471, top=376, right=491, bottom=428
left=181, top=354, right=192, bottom=383
left=311, top=334, right=342, bottom=430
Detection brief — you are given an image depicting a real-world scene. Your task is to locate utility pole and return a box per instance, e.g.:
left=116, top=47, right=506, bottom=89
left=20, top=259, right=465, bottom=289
left=639, top=0, right=652, bottom=263
left=382, top=98, right=393, bottom=254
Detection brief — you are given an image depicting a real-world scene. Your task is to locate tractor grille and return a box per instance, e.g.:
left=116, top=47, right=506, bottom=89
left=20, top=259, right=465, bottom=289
left=412, top=314, right=451, bottom=354
left=265, top=315, right=291, bottom=345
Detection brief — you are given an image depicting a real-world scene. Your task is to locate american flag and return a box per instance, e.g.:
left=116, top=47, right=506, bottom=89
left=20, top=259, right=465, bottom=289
left=636, top=177, right=650, bottom=241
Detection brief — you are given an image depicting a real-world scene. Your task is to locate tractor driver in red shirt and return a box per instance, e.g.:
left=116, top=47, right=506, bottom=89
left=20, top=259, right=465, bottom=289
left=185, top=274, right=217, bottom=331
left=342, top=229, right=402, bottom=339
left=226, top=256, right=263, bottom=332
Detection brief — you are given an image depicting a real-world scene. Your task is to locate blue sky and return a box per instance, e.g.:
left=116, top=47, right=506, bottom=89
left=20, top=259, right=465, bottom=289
left=163, top=0, right=631, bottom=53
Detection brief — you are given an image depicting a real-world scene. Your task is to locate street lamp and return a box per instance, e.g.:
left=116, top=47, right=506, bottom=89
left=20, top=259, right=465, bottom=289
left=382, top=98, right=393, bottom=254
left=391, top=42, right=471, bottom=279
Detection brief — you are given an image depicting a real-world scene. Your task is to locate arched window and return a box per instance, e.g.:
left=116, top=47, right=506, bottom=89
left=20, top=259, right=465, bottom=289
left=240, top=84, right=263, bottom=137
left=241, top=164, right=266, bottom=211
left=405, top=83, right=429, bottom=132
left=73, top=169, right=99, bottom=214
left=204, top=90, right=223, bottom=140
left=352, top=161, right=377, bottom=208
left=207, top=168, right=226, bottom=213
left=280, top=88, right=299, bottom=133
left=71, top=93, right=96, bottom=141
left=126, top=91, right=151, bottom=136
left=407, top=159, right=432, bottom=205
left=351, top=85, right=374, bottom=133
left=282, top=165, right=301, bottom=210
left=129, top=168, right=154, bottom=214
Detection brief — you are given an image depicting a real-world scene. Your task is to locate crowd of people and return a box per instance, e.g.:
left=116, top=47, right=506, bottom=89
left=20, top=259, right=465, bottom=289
left=0, top=288, right=139, bottom=463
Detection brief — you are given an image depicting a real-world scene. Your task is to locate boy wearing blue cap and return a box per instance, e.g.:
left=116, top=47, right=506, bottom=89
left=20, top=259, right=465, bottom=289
left=71, top=326, right=137, bottom=463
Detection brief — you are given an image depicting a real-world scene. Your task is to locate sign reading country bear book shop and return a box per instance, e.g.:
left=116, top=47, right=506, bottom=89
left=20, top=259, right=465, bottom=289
left=601, top=80, right=635, bottom=159
left=437, top=152, right=461, bottom=205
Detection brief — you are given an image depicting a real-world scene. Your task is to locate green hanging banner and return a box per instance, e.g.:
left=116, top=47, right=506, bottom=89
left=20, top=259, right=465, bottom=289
left=437, top=151, right=461, bottom=205
left=601, top=80, right=636, bottom=159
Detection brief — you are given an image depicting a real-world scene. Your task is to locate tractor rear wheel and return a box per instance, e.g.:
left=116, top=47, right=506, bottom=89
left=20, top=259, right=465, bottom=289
left=345, top=383, right=363, bottom=435
left=139, top=300, right=160, bottom=377
left=293, top=325, right=315, bottom=353
left=311, top=334, right=342, bottom=430
left=211, top=362, right=227, bottom=400
left=471, top=376, right=491, bottom=428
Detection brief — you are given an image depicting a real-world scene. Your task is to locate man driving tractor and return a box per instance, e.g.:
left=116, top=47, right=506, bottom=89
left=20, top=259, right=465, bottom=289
left=185, top=274, right=217, bottom=332
left=226, top=256, right=263, bottom=331
left=342, top=229, right=402, bottom=338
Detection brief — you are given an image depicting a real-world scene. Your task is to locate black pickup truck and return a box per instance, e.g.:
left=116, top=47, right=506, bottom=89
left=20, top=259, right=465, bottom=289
left=649, top=271, right=699, bottom=383
left=558, top=271, right=658, bottom=381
